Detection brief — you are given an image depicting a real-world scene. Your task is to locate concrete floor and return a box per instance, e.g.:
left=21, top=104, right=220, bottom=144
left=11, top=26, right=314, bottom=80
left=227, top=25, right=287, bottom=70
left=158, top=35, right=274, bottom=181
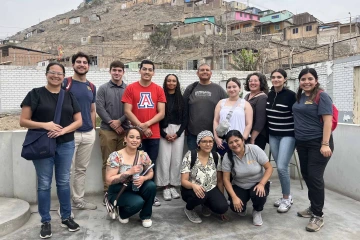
left=2, top=179, right=360, bottom=240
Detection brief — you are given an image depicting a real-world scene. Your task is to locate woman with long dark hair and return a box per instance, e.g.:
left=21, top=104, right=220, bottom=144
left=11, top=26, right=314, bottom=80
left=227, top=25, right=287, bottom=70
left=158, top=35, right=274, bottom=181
left=213, top=77, right=253, bottom=155
left=222, top=130, right=273, bottom=226
left=292, top=68, right=334, bottom=232
left=20, top=62, right=82, bottom=238
left=266, top=69, right=297, bottom=213
left=106, top=127, right=156, bottom=228
left=155, top=74, right=186, bottom=201
left=244, top=73, right=269, bottom=150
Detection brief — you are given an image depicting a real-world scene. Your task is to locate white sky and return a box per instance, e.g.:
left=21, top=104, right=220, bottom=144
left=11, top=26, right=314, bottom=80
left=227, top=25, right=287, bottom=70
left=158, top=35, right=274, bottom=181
left=0, top=0, right=359, bottom=39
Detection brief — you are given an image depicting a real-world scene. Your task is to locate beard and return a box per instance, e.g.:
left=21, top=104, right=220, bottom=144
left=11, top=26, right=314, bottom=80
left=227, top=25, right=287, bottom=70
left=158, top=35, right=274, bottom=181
left=74, top=68, right=89, bottom=76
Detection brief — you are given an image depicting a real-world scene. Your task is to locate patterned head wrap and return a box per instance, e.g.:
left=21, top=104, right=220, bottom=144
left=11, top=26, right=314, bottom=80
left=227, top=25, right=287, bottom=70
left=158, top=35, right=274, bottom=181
left=196, top=130, right=214, bottom=145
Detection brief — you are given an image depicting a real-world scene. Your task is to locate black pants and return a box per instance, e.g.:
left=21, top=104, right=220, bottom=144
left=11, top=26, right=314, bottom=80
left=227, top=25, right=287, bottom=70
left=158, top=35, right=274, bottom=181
left=296, top=136, right=334, bottom=217
left=181, top=187, right=228, bottom=215
left=229, top=182, right=270, bottom=212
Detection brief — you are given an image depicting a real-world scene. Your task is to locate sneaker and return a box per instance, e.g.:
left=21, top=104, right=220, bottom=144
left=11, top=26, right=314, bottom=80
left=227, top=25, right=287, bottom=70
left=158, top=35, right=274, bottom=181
left=252, top=210, right=263, bottom=226
left=40, top=222, right=52, bottom=239
left=201, top=205, right=211, bottom=217
left=277, top=198, right=292, bottom=213
left=142, top=219, right=152, bottom=228
left=57, top=208, right=75, bottom=219
left=153, top=197, right=161, bottom=206
left=297, top=207, right=313, bottom=218
left=169, top=187, right=180, bottom=199
left=238, top=208, right=247, bottom=217
left=72, top=200, right=97, bottom=210
left=306, top=215, right=324, bottom=232
left=102, top=195, right=106, bottom=206
left=163, top=188, right=172, bottom=201
left=118, top=215, right=129, bottom=224
left=274, top=196, right=293, bottom=207
left=184, top=207, right=202, bottom=224
left=61, top=218, right=80, bottom=232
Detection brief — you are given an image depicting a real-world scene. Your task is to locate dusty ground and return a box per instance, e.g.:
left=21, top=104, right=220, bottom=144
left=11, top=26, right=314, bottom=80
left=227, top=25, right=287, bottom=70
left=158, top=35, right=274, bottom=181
left=0, top=114, right=24, bottom=131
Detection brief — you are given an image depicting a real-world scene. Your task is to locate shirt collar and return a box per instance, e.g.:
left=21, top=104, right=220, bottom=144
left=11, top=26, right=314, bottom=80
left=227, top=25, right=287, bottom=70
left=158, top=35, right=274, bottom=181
left=108, top=80, right=125, bottom=88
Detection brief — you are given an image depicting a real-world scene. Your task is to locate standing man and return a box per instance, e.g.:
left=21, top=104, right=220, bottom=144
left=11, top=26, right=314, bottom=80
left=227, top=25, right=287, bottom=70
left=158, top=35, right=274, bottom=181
left=96, top=60, right=129, bottom=203
left=64, top=52, right=97, bottom=210
left=184, top=63, right=227, bottom=150
left=122, top=59, right=166, bottom=206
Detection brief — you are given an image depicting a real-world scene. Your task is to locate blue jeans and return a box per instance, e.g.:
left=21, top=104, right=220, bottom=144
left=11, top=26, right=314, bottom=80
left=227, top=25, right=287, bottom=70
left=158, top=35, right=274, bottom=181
left=139, top=139, right=160, bottom=174
left=32, top=140, right=74, bottom=223
left=269, top=135, right=295, bottom=196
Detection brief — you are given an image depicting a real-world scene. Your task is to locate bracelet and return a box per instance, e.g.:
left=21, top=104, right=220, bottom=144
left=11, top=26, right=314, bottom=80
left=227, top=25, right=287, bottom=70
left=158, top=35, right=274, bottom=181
left=322, top=143, right=329, bottom=146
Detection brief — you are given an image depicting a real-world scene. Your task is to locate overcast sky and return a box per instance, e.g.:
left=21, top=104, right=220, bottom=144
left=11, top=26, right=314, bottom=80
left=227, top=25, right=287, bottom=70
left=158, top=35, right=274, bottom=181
left=0, top=0, right=358, bottom=39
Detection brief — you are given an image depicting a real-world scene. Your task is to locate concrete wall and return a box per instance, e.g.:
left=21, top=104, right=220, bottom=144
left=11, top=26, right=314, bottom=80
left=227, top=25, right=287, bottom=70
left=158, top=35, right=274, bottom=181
left=0, top=66, right=252, bottom=113
left=2, top=123, right=360, bottom=203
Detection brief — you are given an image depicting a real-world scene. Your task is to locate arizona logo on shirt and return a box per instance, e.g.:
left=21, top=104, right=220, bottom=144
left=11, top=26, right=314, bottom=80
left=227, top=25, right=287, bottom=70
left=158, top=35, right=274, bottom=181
left=138, top=92, right=155, bottom=108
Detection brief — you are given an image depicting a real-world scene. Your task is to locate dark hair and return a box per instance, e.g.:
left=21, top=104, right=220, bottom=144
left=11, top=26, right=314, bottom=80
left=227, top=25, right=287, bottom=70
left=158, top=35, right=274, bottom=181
left=71, top=52, right=90, bottom=65
left=140, top=59, right=155, bottom=70
left=271, top=68, right=287, bottom=79
left=163, top=74, right=183, bottom=118
left=46, top=62, right=65, bottom=75
left=110, top=60, right=125, bottom=71
left=226, top=77, right=241, bottom=88
left=296, top=68, right=322, bottom=103
left=225, top=130, right=245, bottom=175
left=125, top=127, right=143, bottom=139
left=244, top=72, right=269, bottom=94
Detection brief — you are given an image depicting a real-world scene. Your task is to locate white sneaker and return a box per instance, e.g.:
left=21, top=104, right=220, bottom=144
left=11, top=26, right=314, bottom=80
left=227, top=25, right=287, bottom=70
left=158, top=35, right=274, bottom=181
left=57, top=208, right=74, bottom=219
left=72, top=200, right=97, bottom=210
left=118, top=215, right=129, bottom=224
left=169, top=187, right=180, bottom=199
left=153, top=197, right=161, bottom=206
left=142, top=219, right=152, bottom=228
left=274, top=196, right=293, bottom=207
left=278, top=198, right=292, bottom=213
left=184, top=207, right=202, bottom=224
left=252, top=210, right=263, bottom=226
left=163, top=189, right=171, bottom=201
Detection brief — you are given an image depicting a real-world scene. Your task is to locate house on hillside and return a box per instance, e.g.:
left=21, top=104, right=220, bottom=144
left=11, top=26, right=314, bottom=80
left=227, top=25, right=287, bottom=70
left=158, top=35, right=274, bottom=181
left=258, top=10, right=274, bottom=17
left=24, top=28, right=45, bottom=39
left=259, top=10, right=293, bottom=23
left=184, top=16, right=215, bottom=24
left=81, top=35, right=105, bottom=45
left=222, top=11, right=260, bottom=23
left=317, top=22, right=341, bottom=44
left=0, top=45, right=55, bottom=66
left=171, top=21, right=221, bottom=39
left=69, top=16, right=89, bottom=25
left=57, top=18, right=69, bottom=25
left=228, top=20, right=259, bottom=35
left=226, top=1, right=247, bottom=10
left=243, top=7, right=262, bottom=15
left=133, top=24, right=157, bottom=40
left=171, top=0, right=184, bottom=6
left=284, top=12, right=321, bottom=40
left=256, top=10, right=294, bottom=36
left=125, top=61, right=141, bottom=70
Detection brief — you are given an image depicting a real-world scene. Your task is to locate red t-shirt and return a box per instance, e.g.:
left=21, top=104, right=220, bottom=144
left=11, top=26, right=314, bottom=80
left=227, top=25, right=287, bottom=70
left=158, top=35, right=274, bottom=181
left=122, top=81, right=166, bottom=139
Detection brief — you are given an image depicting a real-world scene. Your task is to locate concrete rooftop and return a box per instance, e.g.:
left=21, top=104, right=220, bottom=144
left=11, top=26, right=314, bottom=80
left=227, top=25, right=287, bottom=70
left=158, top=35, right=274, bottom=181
left=2, top=178, right=360, bottom=240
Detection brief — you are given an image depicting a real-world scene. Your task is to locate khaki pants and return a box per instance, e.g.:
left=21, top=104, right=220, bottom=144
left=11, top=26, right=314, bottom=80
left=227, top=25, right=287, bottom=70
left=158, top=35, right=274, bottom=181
left=99, top=129, right=125, bottom=192
left=71, top=129, right=96, bottom=203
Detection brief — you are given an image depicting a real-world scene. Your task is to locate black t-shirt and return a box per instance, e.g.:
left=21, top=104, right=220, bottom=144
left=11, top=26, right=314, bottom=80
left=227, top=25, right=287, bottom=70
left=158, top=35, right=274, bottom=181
left=21, top=87, right=81, bottom=143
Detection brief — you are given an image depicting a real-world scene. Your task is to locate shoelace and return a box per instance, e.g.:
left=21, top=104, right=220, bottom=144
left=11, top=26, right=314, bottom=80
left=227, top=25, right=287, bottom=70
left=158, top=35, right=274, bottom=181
left=310, top=216, right=321, bottom=225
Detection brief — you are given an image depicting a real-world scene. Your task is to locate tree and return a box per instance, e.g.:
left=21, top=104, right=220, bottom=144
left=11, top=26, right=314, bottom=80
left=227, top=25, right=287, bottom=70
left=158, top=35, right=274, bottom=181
left=230, top=49, right=260, bottom=71
left=149, top=25, right=172, bottom=49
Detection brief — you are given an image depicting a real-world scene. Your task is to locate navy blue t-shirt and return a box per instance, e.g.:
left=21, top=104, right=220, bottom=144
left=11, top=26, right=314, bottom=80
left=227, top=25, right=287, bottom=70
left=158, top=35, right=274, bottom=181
left=65, top=79, right=96, bottom=132
left=292, top=92, right=333, bottom=141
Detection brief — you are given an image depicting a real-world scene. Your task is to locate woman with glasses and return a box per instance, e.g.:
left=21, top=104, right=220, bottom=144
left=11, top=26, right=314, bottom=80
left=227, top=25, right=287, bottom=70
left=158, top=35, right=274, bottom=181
left=244, top=73, right=269, bottom=150
left=180, top=130, right=228, bottom=224
left=222, top=130, right=273, bottom=226
left=20, top=63, right=82, bottom=239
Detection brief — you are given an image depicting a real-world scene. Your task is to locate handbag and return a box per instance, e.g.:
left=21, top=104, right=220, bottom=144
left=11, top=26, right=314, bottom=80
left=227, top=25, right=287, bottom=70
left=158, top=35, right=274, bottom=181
left=215, top=99, right=241, bottom=137
left=21, top=89, right=65, bottom=160
left=104, top=150, right=139, bottom=219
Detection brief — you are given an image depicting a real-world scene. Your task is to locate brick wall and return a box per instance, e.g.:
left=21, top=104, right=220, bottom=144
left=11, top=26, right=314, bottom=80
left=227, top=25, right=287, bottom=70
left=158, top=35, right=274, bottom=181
left=0, top=66, right=252, bottom=113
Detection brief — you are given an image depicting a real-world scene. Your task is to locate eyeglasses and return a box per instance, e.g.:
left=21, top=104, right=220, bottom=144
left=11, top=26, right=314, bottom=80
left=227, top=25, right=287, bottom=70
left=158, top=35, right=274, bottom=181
left=47, top=71, right=64, bottom=76
left=200, top=140, right=214, bottom=144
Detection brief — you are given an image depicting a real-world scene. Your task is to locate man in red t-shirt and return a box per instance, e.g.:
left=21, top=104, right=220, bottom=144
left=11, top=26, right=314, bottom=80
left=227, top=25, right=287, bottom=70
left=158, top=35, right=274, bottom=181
left=122, top=59, right=166, bottom=206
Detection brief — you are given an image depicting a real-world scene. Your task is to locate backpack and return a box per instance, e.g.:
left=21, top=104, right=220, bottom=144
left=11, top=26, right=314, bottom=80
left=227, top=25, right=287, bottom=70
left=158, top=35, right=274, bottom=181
left=62, top=77, right=95, bottom=93
left=190, top=149, right=219, bottom=169
left=314, top=90, right=338, bottom=131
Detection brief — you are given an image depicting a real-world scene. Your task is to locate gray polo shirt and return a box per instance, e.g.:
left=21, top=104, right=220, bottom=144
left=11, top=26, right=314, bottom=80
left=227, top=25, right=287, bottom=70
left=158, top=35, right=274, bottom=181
left=96, top=80, right=128, bottom=131
left=222, top=144, right=268, bottom=189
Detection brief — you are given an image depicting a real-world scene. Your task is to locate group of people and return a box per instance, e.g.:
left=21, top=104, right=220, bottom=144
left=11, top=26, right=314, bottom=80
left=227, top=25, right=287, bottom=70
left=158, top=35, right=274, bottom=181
left=20, top=52, right=334, bottom=239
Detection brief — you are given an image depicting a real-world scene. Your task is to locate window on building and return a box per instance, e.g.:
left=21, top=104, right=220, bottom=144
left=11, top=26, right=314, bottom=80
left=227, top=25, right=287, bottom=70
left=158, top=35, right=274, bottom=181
left=2, top=48, right=9, bottom=57
left=250, top=15, right=253, bottom=19
left=271, top=15, right=279, bottom=19
left=274, top=24, right=280, bottom=30
left=187, top=3, right=192, bottom=7
left=231, top=27, right=235, bottom=30
left=89, top=56, right=98, bottom=66
left=293, top=28, right=299, bottom=34
left=244, top=23, right=252, bottom=28
left=240, top=13, right=242, bottom=17
left=306, top=25, right=312, bottom=31
left=82, top=37, right=87, bottom=41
